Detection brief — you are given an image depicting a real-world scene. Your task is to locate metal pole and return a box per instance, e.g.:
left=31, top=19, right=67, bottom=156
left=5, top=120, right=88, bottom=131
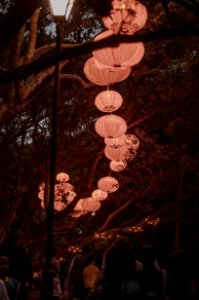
left=41, top=21, right=62, bottom=300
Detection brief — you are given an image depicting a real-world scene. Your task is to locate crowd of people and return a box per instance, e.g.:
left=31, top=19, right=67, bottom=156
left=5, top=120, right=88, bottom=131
left=0, top=237, right=199, bottom=300
left=61, top=238, right=199, bottom=300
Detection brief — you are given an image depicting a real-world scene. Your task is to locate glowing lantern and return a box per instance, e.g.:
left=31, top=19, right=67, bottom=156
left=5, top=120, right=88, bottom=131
left=66, top=191, right=77, bottom=202
left=92, top=189, right=108, bottom=201
left=38, top=191, right=44, bottom=201
left=110, top=160, right=127, bottom=172
left=81, top=197, right=101, bottom=212
left=104, top=144, right=130, bottom=161
left=84, top=57, right=131, bottom=86
left=95, top=114, right=127, bottom=138
left=56, top=172, right=69, bottom=182
left=55, top=182, right=74, bottom=194
left=102, top=0, right=148, bottom=35
left=39, top=183, right=45, bottom=191
left=125, top=133, right=140, bottom=150
left=95, top=90, right=123, bottom=112
left=97, top=176, right=119, bottom=193
left=92, top=30, right=145, bottom=68
left=104, top=136, right=126, bottom=147
left=41, top=201, right=45, bottom=208
left=54, top=202, right=67, bottom=211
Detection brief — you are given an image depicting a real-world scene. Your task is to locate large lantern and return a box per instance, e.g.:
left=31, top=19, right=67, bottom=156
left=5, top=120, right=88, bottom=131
left=81, top=197, right=101, bottom=212
left=95, top=114, right=127, bottom=138
left=95, top=90, right=123, bottom=113
left=110, top=160, right=127, bottom=172
left=92, top=30, right=145, bottom=68
left=104, top=144, right=129, bottom=161
left=84, top=57, right=131, bottom=86
left=92, top=189, right=108, bottom=201
left=102, top=0, right=148, bottom=35
left=104, top=135, right=126, bottom=147
left=97, top=176, right=119, bottom=193
left=56, top=172, right=70, bottom=182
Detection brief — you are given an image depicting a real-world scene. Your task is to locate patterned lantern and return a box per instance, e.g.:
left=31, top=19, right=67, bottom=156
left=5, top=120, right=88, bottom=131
left=56, top=172, right=70, bottom=182
left=81, top=197, right=101, bottom=212
left=125, top=133, right=140, bottom=150
left=92, top=30, right=144, bottom=68
left=66, top=191, right=77, bottom=203
left=95, top=114, right=127, bottom=138
left=104, top=135, right=126, bottom=147
left=84, top=57, right=131, bottom=86
left=110, top=160, right=127, bottom=172
left=95, top=90, right=123, bottom=112
left=92, top=189, right=108, bottom=201
left=104, top=144, right=129, bottom=161
left=102, top=0, right=148, bottom=35
left=97, top=176, right=119, bottom=193
left=39, top=182, right=45, bottom=191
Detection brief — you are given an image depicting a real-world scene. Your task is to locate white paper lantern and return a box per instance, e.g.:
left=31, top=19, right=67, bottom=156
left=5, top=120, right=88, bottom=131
left=95, top=90, right=123, bottom=112
left=110, top=160, right=127, bottom=172
left=81, top=197, right=101, bottom=212
left=56, top=172, right=70, bottom=182
left=104, top=144, right=129, bottom=161
left=54, top=202, right=67, bottom=211
left=84, top=57, right=131, bottom=86
left=97, top=176, right=119, bottom=193
left=92, top=189, right=108, bottom=201
left=102, top=0, right=148, bottom=35
left=92, top=30, right=145, bottom=68
left=104, top=135, right=126, bottom=148
left=95, top=114, right=127, bottom=138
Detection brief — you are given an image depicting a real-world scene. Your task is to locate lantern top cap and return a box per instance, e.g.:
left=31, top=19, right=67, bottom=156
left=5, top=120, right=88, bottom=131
left=49, top=0, right=74, bottom=20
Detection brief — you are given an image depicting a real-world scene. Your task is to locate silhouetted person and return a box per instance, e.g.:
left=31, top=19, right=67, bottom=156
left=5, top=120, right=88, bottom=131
left=7, top=236, right=32, bottom=300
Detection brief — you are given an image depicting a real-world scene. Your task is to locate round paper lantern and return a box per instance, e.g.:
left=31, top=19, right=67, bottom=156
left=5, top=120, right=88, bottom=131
left=104, top=135, right=126, bottom=147
left=39, top=182, right=45, bottom=191
left=95, top=90, right=123, bottom=112
left=38, top=191, right=44, bottom=201
left=55, top=182, right=74, bottom=194
left=74, top=199, right=84, bottom=211
left=66, top=191, right=77, bottom=203
left=104, top=144, right=129, bottom=161
left=84, top=57, right=131, bottom=86
left=54, top=202, right=67, bottom=211
left=41, top=201, right=45, bottom=208
left=125, top=134, right=140, bottom=150
left=97, top=176, right=119, bottom=193
left=81, top=197, right=101, bottom=212
left=110, top=160, right=127, bottom=172
left=102, top=0, right=148, bottom=35
left=92, top=189, right=108, bottom=201
left=56, top=172, right=69, bottom=182
left=92, top=30, right=145, bottom=68
left=95, top=114, right=127, bottom=138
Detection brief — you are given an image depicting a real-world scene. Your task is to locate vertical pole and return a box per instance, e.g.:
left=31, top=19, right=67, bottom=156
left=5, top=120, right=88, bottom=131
left=41, top=21, right=62, bottom=300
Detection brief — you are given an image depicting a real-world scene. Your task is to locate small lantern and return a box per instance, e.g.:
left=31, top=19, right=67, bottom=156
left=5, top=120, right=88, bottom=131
left=95, top=114, right=127, bottom=138
left=56, top=172, right=70, bottom=182
left=97, top=176, right=119, bottom=193
left=95, top=90, right=123, bottom=112
left=84, top=57, right=131, bottom=86
left=92, top=189, right=108, bottom=201
left=92, top=30, right=145, bottom=68
left=54, top=201, right=67, bottom=211
left=81, top=197, right=101, bottom=212
left=110, top=160, right=127, bottom=172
